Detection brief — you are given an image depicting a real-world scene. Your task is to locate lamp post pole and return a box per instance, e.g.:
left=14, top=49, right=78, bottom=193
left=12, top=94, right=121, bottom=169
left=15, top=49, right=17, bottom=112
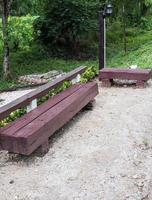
left=99, top=3, right=113, bottom=70
left=99, top=12, right=105, bottom=70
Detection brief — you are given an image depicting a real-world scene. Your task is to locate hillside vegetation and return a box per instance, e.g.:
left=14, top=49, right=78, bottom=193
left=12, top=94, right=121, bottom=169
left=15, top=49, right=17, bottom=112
left=1, top=0, right=152, bottom=89
left=107, top=29, right=152, bottom=68
left=0, top=25, right=152, bottom=90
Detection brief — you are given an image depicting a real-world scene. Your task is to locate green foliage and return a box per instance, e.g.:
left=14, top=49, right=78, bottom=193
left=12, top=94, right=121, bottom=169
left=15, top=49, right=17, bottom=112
left=81, top=66, right=98, bottom=83
left=107, top=29, right=152, bottom=68
left=55, top=81, right=72, bottom=93
left=38, top=66, right=98, bottom=106
left=0, top=108, right=26, bottom=128
left=0, top=80, right=72, bottom=128
left=140, top=16, right=152, bottom=30
left=107, top=20, right=123, bottom=44
left=0, top=15, right=38, bottom=52
left=108, top=42, right=152, bottom=68
left=145, top=0, right=152, bottom=7
left=0, top=79, right=20, bottom=91
left=33, top=0, right=152, bottom=58
left=8, top=15, right=38, bottom=50
left=11, top=0, right=44, bottom=16
left=38, top=81, right=72, bottom=105
left=0, top=45, right=98, bottom=82
left=34, top=0, right=98, bottom=53
left=0, top=65, right=98, bottom=128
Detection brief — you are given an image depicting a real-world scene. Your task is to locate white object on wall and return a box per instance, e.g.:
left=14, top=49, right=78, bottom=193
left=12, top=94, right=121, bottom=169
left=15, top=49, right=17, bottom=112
left=71, top=74, right=81, bottom=85
left=27, top=99, right=37, bottom=113
left=129, top=65, right=138, bottom=69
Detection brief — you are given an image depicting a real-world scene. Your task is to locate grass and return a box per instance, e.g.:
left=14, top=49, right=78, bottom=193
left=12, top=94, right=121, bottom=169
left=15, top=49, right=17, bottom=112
left=107, top=29, right=152, bottom=68
left=1, top=28, right=152, bottom=90
left=0, top=50, right=98, bottom=90
left=107, top=42, right=152, bottom=68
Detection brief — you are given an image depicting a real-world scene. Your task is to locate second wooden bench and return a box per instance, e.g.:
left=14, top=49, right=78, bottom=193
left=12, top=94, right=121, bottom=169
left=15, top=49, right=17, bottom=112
left=99, top=68, right=152, bottom=87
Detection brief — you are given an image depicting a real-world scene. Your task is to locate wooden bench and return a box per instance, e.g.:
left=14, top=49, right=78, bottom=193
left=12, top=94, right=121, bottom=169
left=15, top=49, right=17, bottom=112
left=99, top=68, right=152, bottom=88
left=0, top=66, right=99, bottom=155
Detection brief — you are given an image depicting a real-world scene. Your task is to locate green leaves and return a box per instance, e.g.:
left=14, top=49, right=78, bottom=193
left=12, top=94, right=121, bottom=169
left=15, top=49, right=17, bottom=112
left=0, top=108, right=26, bottom=128
left=11, top=0, right=44, bottom=16
left=0, top=15, right=38, bottom=52
left=80, top=66, right=98, bottom=83
left=37, top=81, right=72, bottom=105
left=34, top=0, right=97, bottom=50
left=0, top=66, right=97, bottom=128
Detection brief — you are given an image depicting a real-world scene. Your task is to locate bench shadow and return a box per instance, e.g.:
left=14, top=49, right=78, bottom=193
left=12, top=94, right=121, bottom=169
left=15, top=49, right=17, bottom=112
left=112, top=79, right=137, bottom=87
left=110, top=79, right=151, bottom=88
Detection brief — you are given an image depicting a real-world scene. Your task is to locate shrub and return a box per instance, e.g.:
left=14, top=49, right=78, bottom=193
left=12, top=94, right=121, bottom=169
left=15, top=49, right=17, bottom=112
left=140, top=16, right=152, bottom=30
left=80, top=66, right=98, bottom=83
left=34, top=0, right=98, bottom=55
left=0, top=66, right=97, bottom=128
left=0, top=108, right=26, bottom=128
left=107, top=20, right=123, bottom=44
left=0, top=15, right=38, bottom=52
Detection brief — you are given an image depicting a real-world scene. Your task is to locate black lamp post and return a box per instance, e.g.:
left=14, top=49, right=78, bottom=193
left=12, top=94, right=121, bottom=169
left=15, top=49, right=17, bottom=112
left=99, top=3, right=113, bottom=70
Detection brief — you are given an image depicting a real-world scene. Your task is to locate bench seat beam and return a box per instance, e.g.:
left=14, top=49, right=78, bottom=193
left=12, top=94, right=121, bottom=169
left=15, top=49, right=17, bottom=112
left=99, top=68, right=152, bottom=88
left=0, top=82, right=98, bottom=155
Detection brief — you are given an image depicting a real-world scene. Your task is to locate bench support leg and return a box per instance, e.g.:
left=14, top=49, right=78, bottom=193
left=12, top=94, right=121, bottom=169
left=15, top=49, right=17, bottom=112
left=39, top=140, right=49, bottom=155
left=136, top=80, right=146, bottom=88
left=8, top=152, right=19, bottom=160
left=101, top=79, right=112, bottom=87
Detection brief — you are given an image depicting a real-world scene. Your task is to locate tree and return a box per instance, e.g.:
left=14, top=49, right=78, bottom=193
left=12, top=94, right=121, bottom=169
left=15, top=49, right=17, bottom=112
left=0, top=0, right=12, bottom=79
left=35, top=0, right=97, bottom=56
left=11, top=0, right=44, bottom=16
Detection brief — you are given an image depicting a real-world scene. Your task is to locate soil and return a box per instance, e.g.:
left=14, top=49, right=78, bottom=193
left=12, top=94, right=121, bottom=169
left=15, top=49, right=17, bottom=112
left=0, top=82, right=152, bottom=200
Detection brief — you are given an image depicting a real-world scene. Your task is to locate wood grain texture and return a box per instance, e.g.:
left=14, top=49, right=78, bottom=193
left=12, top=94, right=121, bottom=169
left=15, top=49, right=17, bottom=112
left=0, top=66, right=87, bottom=120
left=1, top=84, right=82, bottom=136
left=99, top=68, right=152, bottom=81
left=0, top=82, right=99, bottom=155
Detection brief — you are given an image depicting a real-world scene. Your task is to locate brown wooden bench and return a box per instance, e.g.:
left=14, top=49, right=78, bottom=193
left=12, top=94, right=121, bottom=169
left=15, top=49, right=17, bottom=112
left=99, top=68, right=152, bottom=88
left=0, top=66, right=98, bottom=155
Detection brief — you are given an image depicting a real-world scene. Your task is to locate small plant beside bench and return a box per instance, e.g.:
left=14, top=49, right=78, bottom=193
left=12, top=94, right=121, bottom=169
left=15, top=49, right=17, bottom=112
left=0, top=66, right=98, bottom=155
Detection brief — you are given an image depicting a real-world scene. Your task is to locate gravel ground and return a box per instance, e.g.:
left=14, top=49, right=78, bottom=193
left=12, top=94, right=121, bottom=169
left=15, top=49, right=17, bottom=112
left=1, top=82, right=152, bottom=200
left=0, top=89, right=35, bottom=107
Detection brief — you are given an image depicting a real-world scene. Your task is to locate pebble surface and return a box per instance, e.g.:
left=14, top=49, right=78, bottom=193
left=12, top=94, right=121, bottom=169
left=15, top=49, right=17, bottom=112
left=0, top=89, right=35, bottom=107
left=0, top=82, right=152, bottom=200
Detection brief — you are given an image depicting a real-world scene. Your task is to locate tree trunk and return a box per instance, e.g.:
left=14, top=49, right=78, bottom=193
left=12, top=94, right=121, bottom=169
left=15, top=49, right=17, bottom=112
left=122, top=2, right=127, bottom=53
left=1, top=0, right=11, bottom=79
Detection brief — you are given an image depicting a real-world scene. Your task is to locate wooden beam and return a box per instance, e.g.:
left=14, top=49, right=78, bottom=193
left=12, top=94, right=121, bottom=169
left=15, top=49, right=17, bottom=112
left=1, top=84, right=82, bottom=135
left=99, top=68, right=152, bottom=88
left=0, top=66, right=87, bottom=120
left=99, top=68, right=152, bottom=81
left=0, top=82, right=98, bottom=155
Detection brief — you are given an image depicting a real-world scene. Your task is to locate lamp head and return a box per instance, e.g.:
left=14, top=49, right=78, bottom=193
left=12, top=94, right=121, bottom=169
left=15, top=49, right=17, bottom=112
left=106, top=3, right=113, bottom=16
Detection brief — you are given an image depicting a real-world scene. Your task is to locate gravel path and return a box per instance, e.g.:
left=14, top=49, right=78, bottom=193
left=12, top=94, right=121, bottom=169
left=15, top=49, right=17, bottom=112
left=1, top=82, right=152, bottom=200
left=0, top=89, right=35, bottom=107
